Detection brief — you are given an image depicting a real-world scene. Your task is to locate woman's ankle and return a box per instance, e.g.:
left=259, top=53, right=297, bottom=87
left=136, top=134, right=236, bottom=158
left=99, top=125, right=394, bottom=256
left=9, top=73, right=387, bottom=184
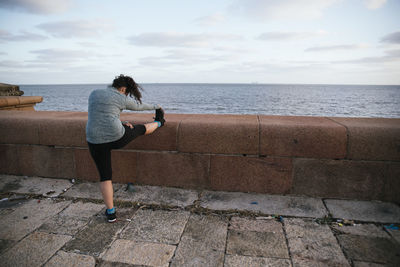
left=106, top=207, right=115, bottom=214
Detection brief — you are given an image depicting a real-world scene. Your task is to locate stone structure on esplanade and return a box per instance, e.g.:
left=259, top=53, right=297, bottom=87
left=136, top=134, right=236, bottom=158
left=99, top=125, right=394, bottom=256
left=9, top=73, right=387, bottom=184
left=0, top=83, right=24, bottom=96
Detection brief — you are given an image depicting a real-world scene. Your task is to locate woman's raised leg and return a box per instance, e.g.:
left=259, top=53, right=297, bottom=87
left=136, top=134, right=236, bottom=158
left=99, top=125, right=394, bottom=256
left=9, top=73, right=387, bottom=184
left=144, top=122, right=159, bottom=135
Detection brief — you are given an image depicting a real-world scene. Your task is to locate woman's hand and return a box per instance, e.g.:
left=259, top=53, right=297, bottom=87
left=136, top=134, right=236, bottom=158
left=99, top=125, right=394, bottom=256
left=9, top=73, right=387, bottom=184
left=122, top=121, right=134, bottom=128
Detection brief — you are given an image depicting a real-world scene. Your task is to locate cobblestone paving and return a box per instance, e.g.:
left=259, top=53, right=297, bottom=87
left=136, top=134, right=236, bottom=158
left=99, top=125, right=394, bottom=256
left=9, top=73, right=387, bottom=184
left=0, top=175, right=399, bottom=267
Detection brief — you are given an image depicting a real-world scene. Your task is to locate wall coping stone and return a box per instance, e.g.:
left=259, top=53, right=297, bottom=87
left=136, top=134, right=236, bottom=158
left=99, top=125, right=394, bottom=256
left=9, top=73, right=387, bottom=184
left=0, top=96, right=43, bottom=110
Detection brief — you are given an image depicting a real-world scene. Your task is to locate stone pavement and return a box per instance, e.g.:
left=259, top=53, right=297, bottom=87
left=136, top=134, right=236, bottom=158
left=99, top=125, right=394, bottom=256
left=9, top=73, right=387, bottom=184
left=0, top=174, right=399, bottom=267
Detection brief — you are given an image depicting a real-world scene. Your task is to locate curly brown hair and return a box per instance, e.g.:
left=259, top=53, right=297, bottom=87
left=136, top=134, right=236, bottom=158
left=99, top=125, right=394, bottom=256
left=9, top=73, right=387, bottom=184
left=111, top=74, right=143, bottom=104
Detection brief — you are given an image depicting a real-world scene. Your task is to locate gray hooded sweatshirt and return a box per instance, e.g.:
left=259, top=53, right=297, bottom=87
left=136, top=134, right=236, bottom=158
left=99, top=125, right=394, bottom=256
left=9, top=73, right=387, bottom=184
left=86, top=88, right=159, bottom=144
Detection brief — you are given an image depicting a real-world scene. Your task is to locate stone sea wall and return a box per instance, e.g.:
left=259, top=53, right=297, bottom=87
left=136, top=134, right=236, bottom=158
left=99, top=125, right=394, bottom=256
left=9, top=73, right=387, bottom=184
left=0, top=111, right=399, bottom=203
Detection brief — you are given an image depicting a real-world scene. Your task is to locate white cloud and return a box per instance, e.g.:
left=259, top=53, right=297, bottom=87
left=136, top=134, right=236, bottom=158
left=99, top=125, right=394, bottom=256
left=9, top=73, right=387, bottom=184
left=257, top=31, right=327, bottom=41
left=334, top=49, right=400, bottom=64
left=305, top=44, right=367, bottom=52
left=0, top=60, right=51, bottom=71
left=0, top=29, right=48, bottom=42
left=138, top=49, right=234, bottom=67
left=0, top=48, right=106, bottom=72
left=0, top=0, right=72, bottom=14
left=381, top=31, right=400, bottom=44
left=37, top=19, right=114, bottom=38
left=30, top=48, right=97, bottom=61
left=0, top=60, right=23, bottom=69
left=229, top=0, right=341, bottom=21
left=385, top=49, right=400, bottom=57
left=128, top=32, right=242, bottom=48
left=0, top=59, right=60, bottom=70
left=194, top=13, right=225, bottom=26
left=77, top=42, right=101, bottom=47
left=213, top=46, right=249, bottom=53
left=364, top=0, right=387, bottom=10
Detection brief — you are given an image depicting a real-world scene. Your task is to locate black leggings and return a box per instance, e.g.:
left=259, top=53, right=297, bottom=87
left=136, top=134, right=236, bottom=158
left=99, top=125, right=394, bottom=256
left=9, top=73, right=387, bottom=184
left=88, top=124, right=146, bottom=181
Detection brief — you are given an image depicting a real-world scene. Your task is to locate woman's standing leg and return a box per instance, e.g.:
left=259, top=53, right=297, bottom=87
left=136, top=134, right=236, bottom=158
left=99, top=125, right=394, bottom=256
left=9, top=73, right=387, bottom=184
left=88, top=142, right=116, bottom=222
left=100, top=180, right=114, bottom=209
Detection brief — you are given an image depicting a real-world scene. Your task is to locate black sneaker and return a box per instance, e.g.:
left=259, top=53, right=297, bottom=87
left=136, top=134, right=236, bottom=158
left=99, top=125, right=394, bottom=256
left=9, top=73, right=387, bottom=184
left=154, top=108, right=166, bottom=126
left=105, top=210, right=117, bottom=223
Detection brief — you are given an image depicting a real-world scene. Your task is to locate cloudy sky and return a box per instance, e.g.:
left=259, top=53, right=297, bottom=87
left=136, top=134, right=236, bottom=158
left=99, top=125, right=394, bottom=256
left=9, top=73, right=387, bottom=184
left=0, top=0, right=399, bottom=84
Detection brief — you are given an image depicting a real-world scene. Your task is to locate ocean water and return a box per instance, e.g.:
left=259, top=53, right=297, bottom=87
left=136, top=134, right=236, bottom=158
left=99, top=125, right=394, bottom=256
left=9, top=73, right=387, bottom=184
left=20, top=83, right=400, bottom=118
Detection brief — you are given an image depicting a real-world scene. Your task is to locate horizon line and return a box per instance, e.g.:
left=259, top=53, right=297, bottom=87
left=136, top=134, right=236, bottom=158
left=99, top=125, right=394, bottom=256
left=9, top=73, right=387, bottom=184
left=15, top=82, right=400, bottom=87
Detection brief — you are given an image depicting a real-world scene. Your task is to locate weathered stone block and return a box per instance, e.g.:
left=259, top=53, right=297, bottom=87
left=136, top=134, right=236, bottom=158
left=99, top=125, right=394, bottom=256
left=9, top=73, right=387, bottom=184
left=227, top=216, right=288, bottom=260
left=59, top=201, right=104, bottom=218
left=102, top=239, right=176, bottom=267
left=44, top=251, right=96, bottom=267
left=0, top=198, right=27, bottom=215
left=387, top=228, right=400, bottom=244
left=181, top=214, right=228, bottom=251
left=338, top=235, right=400, bottom=265
left=137, top=151, right=210, bottom=188
left=39, top=202, right=104, bottom=235
left=39, top=117, right=87, bottom=147
left=0, top=175, right=73, bottom=197
left=353, top=261, right=386, bottom=267
left=114, top=185, right=198, bottom=208
left=0, top=110, right=57, bottom=119
left=332, top=224, right=390, bottom=239
left=259, top=115, right=347, bottom=158
left=178, top=114, right=259, bottom=155
left=229, top=217, right=284, bottom=233
left=39, top=216, right=89, bottom=236
left=330, top=117, right=400, bottom=161
left=63, top=208, right=135, bottom=257
left=200, top=190, right=328, bottom=218
left=284, top=218, right=350, bottom=266
left=0, top=145, right=75, bottom=178
left=39, top=116, right=87, bottom=147
left=0, top=144, right=19, bottom=174
left=0, top=97, right=7, bottom=106
left=0, top=231, right=71, bottom=267
left=171, top=214, right=228, bottom=266
left=227, top=230, right=289, bottom=258
left=209, top=155, right=292, bottom=194
left=0, top=199, right=70, bottom=241
left=17, top=145, right=75, bottom=178
left=98, top=261, right=140, bottom=267
left=383, top=162, right=400, bottom=204
left=325, top=199, right=400, bottom=223
left=0, top=239, right=16, bottom=255
left=63, top=181, right=123, bottom=200
left=293, top=158, right=386, bottom=200
left=120, top=209, right=190, bottom=244
left=0, top=116, right=40, bottom=144
left=291, top=256, right=349, bottom=267
left=171, top=239, right=225, bottom=267
left=224, top=255, right=291, bottom=267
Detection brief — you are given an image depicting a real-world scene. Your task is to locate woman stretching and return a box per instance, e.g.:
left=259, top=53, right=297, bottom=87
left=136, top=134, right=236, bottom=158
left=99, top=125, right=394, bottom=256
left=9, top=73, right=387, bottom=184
left=86, top=74, right=165, bottom=223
